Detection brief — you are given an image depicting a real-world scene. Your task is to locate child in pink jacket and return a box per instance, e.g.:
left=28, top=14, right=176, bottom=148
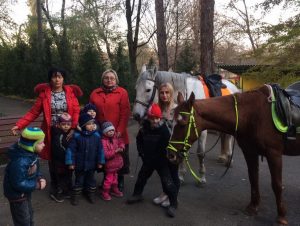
left=101, top=121, right=125, bottom=201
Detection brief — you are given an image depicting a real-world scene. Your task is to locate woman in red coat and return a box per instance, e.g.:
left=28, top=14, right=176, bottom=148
left=11, top=67, right=82, bottom=194
left=90, top=69, right=131, bottom=191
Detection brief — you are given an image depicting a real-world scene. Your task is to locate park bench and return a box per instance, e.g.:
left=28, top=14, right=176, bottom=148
left=0, top=115, right=43, bottom=157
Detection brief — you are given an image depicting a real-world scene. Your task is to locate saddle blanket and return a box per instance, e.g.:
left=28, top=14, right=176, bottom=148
left=198, top=76, right=231, bottom=98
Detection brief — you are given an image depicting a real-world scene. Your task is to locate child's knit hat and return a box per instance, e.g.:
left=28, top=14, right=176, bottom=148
left=82, top=103, right=97, bottom=114
left=18, top=127, right=45, bottom=152
left=101, top=121, right=115, bottom=134
left=147, top=103, right=162, bottom=118
left=58, top=112, right=72, bottom=123
left=79, top=113, right=94, bottom=128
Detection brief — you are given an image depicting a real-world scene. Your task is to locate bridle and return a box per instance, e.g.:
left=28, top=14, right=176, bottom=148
left=134, top=78, right=157, bottom=113
left=167, top=94, right=239, bottom=182
left=167, top=106, right=199, bottom=154
left=167, top=106, right=202, bottom=181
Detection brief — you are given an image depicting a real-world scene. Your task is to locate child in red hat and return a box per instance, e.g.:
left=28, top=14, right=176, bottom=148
left=127, top=103, right=179, bottom=218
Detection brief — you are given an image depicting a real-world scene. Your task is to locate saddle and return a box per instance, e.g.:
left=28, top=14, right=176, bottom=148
left=271, top=83, right=300, bottom=140
left=200, top=74, right=227, bottom=97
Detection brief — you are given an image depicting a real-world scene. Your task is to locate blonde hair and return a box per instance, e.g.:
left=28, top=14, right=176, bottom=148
left=101, top=69, right=119, bottom=84
left=158, top=82, right=174, bottom=114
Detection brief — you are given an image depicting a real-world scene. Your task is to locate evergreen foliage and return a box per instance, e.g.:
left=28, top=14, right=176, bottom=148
left=175, top=41, right=196, bottom=73
left=73, top=45, right=107, bottom=103
left=111, top=42, right=134, bottom=102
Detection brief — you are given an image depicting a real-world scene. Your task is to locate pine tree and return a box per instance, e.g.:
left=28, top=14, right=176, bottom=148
left=175, top=41, right=196, bottom=73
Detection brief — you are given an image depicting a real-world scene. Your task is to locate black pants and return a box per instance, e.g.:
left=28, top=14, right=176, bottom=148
left=74, top=169, right=96, bottom=192
left=133, top=162, right=178, bottom=208
left=52, top=161, right=72, bottom=194
left=165, top=162, right=180, bottom=192
left=9, top=195, right=33, bottom=226
left=118, top=144, right=130, bottom=175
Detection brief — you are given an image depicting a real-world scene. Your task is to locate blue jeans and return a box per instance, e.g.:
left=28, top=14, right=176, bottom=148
left=9, top=195, right=33, bottom=226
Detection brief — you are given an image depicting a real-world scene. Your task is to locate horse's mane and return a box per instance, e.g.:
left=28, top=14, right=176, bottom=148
left=155, top=71, right=192, bottom=85
left=136, top=69, right=192, bottom=87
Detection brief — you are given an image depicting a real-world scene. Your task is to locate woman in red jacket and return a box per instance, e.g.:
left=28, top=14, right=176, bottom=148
left=11, top=67, right=82, bottom=196
left=90, top=69, right=131, bottom=191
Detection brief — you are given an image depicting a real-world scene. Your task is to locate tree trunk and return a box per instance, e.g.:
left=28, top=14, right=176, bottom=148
left=155, top=0, right=168, bottom=71
left=242, top=0, right=257, bottom=52
left=125, top=0, right=141, bottom=78
left=200, top=0, right=215, bottom=75
left=173, top=0, right=179, bottom=71
left=36, top=0, right=43, bottom=54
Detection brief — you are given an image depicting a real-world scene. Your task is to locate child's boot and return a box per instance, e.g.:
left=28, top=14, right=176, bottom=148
left=111, top=185, right=123, bottom=197
left=71, top=193, right=78, bottom=206
left=71, top=188, right=81, bottom=206
left=101, top=189, right=112, bottom=201
left=86, top=187, right=96, bottom=204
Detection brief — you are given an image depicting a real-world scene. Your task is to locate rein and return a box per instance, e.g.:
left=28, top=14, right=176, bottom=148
left=167, top=94, right=239, bottom=183
left=134, top=78, right=157, bottom=113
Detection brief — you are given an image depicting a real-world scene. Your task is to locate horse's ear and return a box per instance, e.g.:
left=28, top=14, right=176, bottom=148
left=188, top=92, right=195, bottom=105
left=141, top=64, right=146, bottom=73
left=177, top=92, right=184, bottom=104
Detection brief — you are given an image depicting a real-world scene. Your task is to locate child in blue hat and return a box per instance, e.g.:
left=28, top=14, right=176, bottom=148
left=65, top=113, right=105, bottom=205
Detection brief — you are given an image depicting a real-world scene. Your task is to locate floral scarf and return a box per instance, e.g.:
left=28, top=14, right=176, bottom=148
left=101, top=85, right=118, bottom=93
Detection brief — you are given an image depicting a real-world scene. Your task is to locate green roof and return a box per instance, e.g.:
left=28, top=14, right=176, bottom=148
left=217, top=64, right=257, bottom=75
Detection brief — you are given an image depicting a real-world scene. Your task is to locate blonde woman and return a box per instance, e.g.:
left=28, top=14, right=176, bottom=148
left=153, top=83, right=181, bottom=207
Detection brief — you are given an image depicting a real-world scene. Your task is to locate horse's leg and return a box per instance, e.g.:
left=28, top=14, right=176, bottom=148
left=242, top=151, right=260, bottom=215
left=266, top=153, right=287, bottom=225
left=218, top=133, right=233, bottom=167
left=196, top=130, right=207, bottom=185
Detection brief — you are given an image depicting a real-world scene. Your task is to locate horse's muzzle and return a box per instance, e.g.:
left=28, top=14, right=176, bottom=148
left=133, top=113, right=141, bottom=122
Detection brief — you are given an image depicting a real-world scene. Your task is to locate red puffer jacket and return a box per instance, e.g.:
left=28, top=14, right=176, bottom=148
left=16, top=83, right=82, bottom=160
left=90, top=86, right=131, bottom=144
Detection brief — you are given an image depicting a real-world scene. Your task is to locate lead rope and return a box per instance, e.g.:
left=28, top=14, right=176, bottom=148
left=220, top=94, right=239, bottom=178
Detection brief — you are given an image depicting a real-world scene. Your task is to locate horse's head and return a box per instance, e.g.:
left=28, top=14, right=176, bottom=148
left=133, top=66, right=158, bottom=122
left=167, top=92, right=200, bottom=164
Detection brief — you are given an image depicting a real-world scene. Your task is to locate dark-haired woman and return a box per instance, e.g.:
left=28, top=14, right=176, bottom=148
left=11, top=67, right=82, bottom=198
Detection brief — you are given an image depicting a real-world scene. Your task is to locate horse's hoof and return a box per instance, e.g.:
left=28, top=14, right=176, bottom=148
left=217, top=156, right=227, bottom=164
left=196, top=177, right=206, bottom=187
left=245, top=204, right=258, bottom=216
left=225, top=160, right=233, bottom=168
left=277, top=216, right=288, bottom=225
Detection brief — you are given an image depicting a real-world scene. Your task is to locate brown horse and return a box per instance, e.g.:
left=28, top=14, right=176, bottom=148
left=167, top=85, right=300, bottom=225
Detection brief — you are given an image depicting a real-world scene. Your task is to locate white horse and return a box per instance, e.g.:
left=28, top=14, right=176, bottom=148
left=132, top=66, right=240, bottom=184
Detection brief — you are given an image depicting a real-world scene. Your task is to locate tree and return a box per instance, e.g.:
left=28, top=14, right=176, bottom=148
left=175, top=41, right=196, bottom=73
left=41, top=0, right=72, bottom=71
left=111, top=42, right=134, bottom=101
left=74, top=45, right=107, bottom=102
left=73, top=0, right=123, bottom=64
left=0, top=0, right=17, bottom=45
left=155, top=0, right=168, bottom=70
left=200, top=0, right=215, bottom=75
left=227, top=0, right=263, bottom=53
left=125, top=0, right=142, bottom=78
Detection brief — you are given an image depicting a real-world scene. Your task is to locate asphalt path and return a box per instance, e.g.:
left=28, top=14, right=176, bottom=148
left=0, top=96, right=300, bottom=226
